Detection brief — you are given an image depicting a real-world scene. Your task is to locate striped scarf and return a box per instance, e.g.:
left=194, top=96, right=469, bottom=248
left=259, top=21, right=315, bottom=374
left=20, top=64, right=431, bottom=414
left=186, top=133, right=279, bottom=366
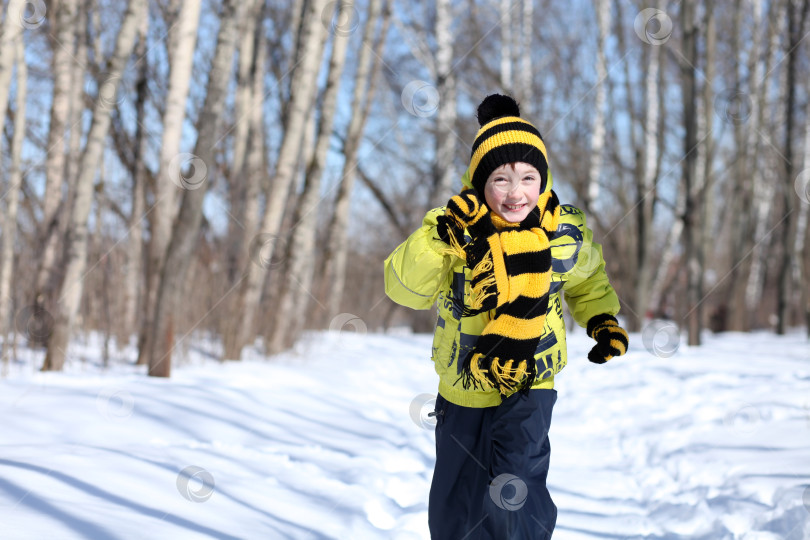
left=448, top=190, right=560, bottom=395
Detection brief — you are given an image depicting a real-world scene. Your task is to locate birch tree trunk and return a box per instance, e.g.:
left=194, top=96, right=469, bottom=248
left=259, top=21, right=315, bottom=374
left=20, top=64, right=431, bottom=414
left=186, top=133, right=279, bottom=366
left=220, top=0, right=263, bottom=360
left=42, top=0, right=146, bottom=371
left=268, top=0, right=353, bottom=353
left=775, top=0, right=809, bottom=334
left=499, top=0, right=512, bottom=92
left=0, top=34, right=26, bottom=362
left=429, top=0, right=457, bottom=208
left=699, top=1, right=716, bottom=328
left=745, top=4, right=784, bottom=318
left=322, top=0, right=386, bottom=321
left=518, top=0, right=533, bottom=115
left=680, top=0, right=702, bottom=346
left=33, top=0, right=76, bottom=334
left=227, top=0, right=329, bottom=357
left=122, top=15, right=148, bottom=347
left=0, top=0, right=24, bottom=137
left=146, top=0, right=243, bottom=377
left=137, top=0, right=202, bottom=365
left=633, top=24, right=661, bottom=330
left=585, top=0, right=610, bottom=214
left=794, top=95, right=810, bottom=337
left=796, top=79, right=810, bottom=337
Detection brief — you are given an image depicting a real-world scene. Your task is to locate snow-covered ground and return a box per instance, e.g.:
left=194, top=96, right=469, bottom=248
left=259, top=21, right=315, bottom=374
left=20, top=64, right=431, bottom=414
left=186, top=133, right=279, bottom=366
left=1, top=326, right=809, bottom=539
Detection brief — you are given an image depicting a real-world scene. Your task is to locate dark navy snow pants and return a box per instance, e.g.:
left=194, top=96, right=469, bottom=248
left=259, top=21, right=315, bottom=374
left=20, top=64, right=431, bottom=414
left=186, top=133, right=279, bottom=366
left=428, top=389, right=557, bottom=540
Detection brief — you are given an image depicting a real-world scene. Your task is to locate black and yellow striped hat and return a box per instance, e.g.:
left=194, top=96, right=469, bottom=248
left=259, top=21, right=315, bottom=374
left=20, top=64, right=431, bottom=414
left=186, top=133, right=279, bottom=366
left=469, top=94, right=549, bottom=196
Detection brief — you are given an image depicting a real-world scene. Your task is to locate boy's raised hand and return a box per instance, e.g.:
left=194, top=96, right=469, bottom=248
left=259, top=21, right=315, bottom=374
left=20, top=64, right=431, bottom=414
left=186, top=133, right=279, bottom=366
left=436, top=189, right=488, bottom=245
left=586, top=314, right=629, bottom=364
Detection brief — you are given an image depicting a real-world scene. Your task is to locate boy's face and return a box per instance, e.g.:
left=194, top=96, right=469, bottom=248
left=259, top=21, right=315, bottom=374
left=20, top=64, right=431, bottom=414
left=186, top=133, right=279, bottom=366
left=483, top=162, right=542, bottom=223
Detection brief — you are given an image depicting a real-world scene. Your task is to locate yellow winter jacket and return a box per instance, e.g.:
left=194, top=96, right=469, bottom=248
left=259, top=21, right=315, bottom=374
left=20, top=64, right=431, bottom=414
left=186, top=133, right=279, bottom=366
left=384, top=173, right=620, bottom=408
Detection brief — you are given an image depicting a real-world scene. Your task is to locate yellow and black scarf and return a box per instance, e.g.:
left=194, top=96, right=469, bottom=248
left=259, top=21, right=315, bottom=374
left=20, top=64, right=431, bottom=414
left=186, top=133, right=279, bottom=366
left=445, top=190, right=560, bottom=395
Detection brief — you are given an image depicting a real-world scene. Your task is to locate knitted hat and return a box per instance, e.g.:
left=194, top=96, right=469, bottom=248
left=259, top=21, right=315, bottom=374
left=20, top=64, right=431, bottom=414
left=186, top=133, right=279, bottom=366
left=468, top=95, right=549, bottom=196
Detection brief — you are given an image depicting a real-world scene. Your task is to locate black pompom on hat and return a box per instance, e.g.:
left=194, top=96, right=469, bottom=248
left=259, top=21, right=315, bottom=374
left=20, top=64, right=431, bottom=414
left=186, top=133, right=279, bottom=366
left=469, top=94, right=549, bottom=195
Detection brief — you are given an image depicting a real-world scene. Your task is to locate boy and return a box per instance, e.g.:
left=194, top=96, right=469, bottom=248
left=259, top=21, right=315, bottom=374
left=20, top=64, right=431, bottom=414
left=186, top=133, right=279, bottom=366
left=384, top=95, right=628, bottom=539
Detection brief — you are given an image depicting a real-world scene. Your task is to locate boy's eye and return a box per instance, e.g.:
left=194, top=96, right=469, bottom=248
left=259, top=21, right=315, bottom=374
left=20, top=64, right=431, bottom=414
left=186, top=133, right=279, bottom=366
left=492, top=177, right=507, bottom=184
left=522, top=176, right=536, bottom=183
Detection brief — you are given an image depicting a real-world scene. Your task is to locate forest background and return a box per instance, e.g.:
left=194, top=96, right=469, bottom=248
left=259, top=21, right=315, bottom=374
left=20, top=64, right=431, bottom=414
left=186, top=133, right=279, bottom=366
left=1, top=0, right=808, bottom=377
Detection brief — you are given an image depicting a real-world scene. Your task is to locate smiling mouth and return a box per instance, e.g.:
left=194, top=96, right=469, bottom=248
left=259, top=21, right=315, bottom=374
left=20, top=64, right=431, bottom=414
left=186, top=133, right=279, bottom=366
left=504, top=204, right=526, bottom=211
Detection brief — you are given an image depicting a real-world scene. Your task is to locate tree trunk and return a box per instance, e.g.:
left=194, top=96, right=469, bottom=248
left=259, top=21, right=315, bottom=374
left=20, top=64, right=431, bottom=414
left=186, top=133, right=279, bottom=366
left=727, top=0, right=775, bottom=331
left=137, top=0, right=202, bottom=365
left=0, top=33, right=26, bottom=361
left=220, top=0, right=264, bottom=360
left=32, top=0, right=76, bottom=338
left=0, top=0, right=24, bottom=137
left=268, top=0, right=353, bottom=353
left=499, top=0, right=512, bottom=92
left=228, top=0, right=329, bottom=357
left=146, top=0, right=243, bottom=377
left=744, top=3, right=784, bottom=322
left=43, top=0, right=146, bottom=372
left=518, top=0, right=533, bottom=115
left=633, top=17, right=661, bottom=331
left=122, top=13, right=148, bottom=349
left=322, top=0, right=387, bottom=321
left=797, top=75, right=810, bottom=337
left=680, top=0, right=702, bottom=346
left=776, top=0, right=809, bottom=334
left=699, top=1, right=716, bottom=329
left=429, top=0, right=456, bottom=208
left=585, top=0, right=610, bottom=212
